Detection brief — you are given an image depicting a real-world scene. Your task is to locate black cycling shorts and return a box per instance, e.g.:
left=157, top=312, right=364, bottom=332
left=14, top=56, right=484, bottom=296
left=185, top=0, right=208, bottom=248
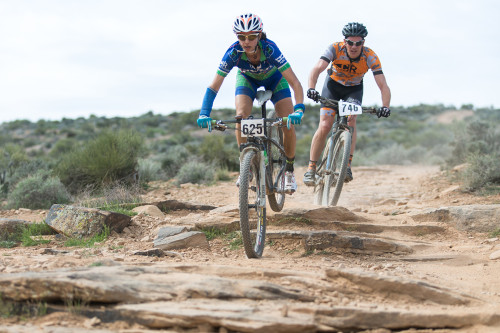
left=321, top=75, right=364, bottom=107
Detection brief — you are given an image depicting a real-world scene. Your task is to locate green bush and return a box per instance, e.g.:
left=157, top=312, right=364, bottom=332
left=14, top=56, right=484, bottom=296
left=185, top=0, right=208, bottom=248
left=161, top=145, right=190, bottom=179
left=8, top=170, right=71, bottom=209
left=446, top=118, right=500, bottom=192
left=175, top=160, right=214, bottom=185
left=137, top=158, right=162, bottom=182
left=199, top=135, right=239, bottom=171
left=55, top=130, right=144, bottom=193
left=461, top=153, right=500, bottom=191
left=49, top=138, right=79, bottom=159
left=74, top=181, right=142, bottom=209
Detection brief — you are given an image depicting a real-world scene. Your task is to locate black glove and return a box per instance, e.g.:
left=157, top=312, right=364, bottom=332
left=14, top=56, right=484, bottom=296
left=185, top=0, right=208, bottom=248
left=377, top=106, right=391, bottom=118
left=307, top=88, right=319, bottom=102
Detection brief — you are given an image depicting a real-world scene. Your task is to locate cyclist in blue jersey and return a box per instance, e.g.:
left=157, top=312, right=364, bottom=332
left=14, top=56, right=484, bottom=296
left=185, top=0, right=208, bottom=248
left=197, top=13, right=305, bottom=193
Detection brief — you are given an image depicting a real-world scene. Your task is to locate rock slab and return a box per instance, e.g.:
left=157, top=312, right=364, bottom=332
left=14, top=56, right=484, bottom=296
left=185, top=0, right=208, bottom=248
left=45, top=204, right=131, bottom=238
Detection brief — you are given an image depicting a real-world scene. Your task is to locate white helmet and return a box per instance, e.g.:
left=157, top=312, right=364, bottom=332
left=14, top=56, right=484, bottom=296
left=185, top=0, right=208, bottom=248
left=232, top=13, right=263, bottom=34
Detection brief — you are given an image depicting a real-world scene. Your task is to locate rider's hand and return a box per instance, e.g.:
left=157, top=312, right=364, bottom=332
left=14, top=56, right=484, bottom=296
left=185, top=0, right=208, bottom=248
left=197, top=115, right=212, bottom=132
left=287, top=110, right=303, bottom=129
left=377, top=106, right=391, bottom=118
left=307, top=88, right=319, bottom=102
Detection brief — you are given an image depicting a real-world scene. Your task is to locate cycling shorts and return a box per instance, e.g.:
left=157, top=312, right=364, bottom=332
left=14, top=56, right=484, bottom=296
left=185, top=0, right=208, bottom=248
left=321, top=75, right=364, bottom=107
left=235, top=68, right=291, bottom=104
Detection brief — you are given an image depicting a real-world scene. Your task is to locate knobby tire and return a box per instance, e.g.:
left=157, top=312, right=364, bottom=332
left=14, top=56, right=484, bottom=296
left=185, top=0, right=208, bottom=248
left=266, top=110, right=285, bottom=212
left=239, top=150, right=266, bottom=258
left=314, top=138, right=332, bottom=205
left=323, top=130, right=351, bottom=206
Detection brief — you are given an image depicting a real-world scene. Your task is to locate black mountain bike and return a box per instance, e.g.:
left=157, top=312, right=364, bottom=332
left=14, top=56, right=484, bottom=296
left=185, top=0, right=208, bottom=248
left=310, top=95, right=377, bottom=206
left=211, top=90, right=294, bottom=258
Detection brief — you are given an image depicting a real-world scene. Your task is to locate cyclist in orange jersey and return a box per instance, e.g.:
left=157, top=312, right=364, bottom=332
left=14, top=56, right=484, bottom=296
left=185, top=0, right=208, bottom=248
left=304, top=22, right=391, bottom=185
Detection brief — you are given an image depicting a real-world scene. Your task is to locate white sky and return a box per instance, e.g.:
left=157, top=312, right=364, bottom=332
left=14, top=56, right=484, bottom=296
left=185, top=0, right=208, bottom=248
left=0, top=0, right=498, bottom=123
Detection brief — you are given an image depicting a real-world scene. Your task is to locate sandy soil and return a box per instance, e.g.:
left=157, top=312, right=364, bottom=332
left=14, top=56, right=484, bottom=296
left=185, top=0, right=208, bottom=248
left=1, top=164, right=499, bottom=332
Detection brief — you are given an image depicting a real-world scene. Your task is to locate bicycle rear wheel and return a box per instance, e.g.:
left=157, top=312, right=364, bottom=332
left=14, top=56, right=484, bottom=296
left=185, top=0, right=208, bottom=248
left=266, top=110, right=285, bottom=212
left=239, top=150, right=266, bottom=258
left=323, top=130, right=351, bottom=206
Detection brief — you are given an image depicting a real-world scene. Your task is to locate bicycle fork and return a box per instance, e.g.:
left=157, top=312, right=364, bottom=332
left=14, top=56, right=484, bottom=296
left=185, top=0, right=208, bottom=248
left=256, top=150, right=266, bottom=247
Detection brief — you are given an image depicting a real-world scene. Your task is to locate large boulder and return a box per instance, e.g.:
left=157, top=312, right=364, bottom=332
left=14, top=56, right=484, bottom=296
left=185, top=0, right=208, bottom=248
left=45, top=204, right=131, bottom=238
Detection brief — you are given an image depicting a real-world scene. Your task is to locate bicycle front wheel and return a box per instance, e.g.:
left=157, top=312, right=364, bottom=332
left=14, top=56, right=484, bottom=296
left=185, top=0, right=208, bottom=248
left=239, top=150, right=266, bottom=258
left=314, top=137, right=332, bottom=205
left=323, top=130, right=351, bottom=206
left=266, top=110, right=285, bottom=212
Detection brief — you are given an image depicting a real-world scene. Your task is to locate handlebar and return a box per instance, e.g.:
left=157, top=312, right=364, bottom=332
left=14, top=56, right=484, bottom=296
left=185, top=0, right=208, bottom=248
left=210, top=117, right=288, bottom=131
left=312, top=95, right=377, bottom=114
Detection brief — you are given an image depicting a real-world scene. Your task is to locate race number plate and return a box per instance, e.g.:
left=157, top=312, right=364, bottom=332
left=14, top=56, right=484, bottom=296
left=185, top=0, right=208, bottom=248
left=241, top=118, right=265, bottom=137
left=338, top=100, right=362, bottom=116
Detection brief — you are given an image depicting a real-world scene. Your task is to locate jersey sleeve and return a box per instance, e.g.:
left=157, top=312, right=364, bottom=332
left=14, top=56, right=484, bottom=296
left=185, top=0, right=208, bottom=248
left=364, top=47, right=383, bottom=75
left=216, top=42, right=240, bottom=77
left=320, top=42, right=341, bottom=63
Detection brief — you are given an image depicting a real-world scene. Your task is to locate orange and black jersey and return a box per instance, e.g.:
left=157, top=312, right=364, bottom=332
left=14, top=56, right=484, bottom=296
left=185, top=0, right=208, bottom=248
left=321, top=42, right=383, bottom=86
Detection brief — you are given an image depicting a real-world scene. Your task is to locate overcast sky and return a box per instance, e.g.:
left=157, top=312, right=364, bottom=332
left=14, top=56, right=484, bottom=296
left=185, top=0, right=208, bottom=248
left=0, top=0, right=498, bottom=124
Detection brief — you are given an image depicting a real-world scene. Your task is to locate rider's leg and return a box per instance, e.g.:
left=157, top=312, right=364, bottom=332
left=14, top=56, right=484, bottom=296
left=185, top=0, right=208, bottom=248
left=275, top=97, right=298, bottom=193
left=234, top=94, right=254, bottom=187
left=309, top=108, right=336, bottom=162
left=303, top=109, right=335, bottom=185
left=274, top=97, right=296, bottom=162
left=234, top=94, right=254, bottom=146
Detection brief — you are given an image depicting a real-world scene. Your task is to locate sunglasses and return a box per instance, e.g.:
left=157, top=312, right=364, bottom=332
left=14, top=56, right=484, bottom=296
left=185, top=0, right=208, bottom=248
left=237, top=34, right=259, bottom=42
left=345, top=39, right=364, bottom=46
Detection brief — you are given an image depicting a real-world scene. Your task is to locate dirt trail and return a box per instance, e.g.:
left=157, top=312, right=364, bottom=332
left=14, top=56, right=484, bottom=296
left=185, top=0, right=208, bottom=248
left=1, top=164, right=500, bottom=332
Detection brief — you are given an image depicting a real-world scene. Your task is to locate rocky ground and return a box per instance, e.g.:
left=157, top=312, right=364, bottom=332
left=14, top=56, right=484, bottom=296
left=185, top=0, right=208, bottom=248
left=0, top=165, right=499, bottom=332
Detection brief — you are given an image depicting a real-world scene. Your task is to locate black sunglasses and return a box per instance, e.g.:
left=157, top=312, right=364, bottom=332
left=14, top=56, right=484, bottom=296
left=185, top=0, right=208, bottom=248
left=345, top=39, right=364, bottom=46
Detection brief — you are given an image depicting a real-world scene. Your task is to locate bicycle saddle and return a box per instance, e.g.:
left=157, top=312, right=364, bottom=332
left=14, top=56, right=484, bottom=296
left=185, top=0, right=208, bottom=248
left=255, top=90, right=273, bottom=107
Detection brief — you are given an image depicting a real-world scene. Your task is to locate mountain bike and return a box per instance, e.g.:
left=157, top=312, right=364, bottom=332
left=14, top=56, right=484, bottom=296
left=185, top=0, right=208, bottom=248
left=309, top=95, right=377, bottom=206
left=211, top=90, right=292, bottom=258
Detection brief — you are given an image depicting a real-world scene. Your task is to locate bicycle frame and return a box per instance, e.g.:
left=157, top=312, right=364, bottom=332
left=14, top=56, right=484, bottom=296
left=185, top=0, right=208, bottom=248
left=310, top=95, right=377, bottom=206
left=210, top=90, right=291, bottom=258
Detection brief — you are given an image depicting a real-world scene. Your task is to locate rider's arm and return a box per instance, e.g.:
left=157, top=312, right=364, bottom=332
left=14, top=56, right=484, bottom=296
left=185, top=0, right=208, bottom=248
left=308, top=59, right=329, bottom=89
left=208, top=73, right=225, bottom=93
left=374, top=73, right=391, bottom=108
left=281, top=67, right=304, bottom=106
left=200, top=74, right=225, bottom=117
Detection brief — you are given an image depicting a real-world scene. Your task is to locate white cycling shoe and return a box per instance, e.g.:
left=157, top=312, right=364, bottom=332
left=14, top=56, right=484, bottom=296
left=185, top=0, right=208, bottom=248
left=284, top=171, right=297, bottom=194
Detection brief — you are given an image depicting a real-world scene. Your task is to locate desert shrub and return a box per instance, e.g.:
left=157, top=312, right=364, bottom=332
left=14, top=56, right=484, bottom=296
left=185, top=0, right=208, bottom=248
left=161, top=145, right=190, bottom=179
left=199, top=135, right=239, bottom=171
left=175, top=160, right=214, bottom=185
left=137, top=158, right=162, bottom=182
left=55, top=130, right=144, bottom=193
left=215, top=168, right=232, bottom=181
left=446, top=118, right=500, bottom=191
left=8, top=170, right=71, bottom=209
left=295, top=133, right=313, bottom=166
left=49, top=138, right=79, bottom=159
left=9, top=159, right=50, bottom=187
left=73, top=181, right=142, bottom=213
left=461, top=153, right=500, bottom=191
